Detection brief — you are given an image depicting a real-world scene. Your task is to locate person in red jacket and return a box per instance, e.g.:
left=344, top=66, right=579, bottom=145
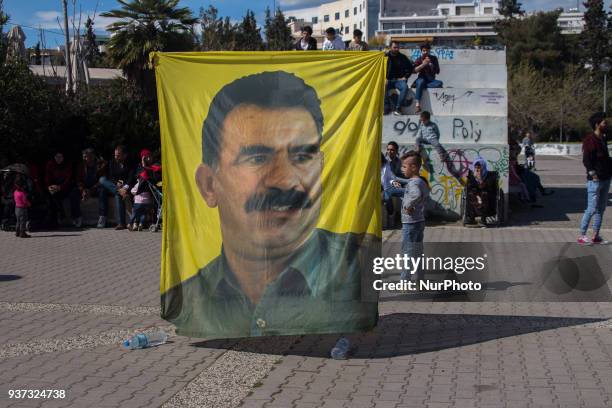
left=45, top=151, right=82, bottom=228
left=578, top=112, right=611, bottom=245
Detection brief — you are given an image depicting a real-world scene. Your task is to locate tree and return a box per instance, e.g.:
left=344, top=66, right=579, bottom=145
left=219, top=17, right=238, bottom=50
left=84, top=17, right=101, bottom=67
left=235, top=10, right=262, bottom=51
left=0, top=0, right=10, bottom=64
left=495, top=11, right=569, bottom=73
left=580, top=0, right=612, bottom=69
left=264, top=7, right=293, bottom=51
left=199, top=5, right=222, bottom=50
left=498, top=0, right=524, bottom=18
left=101, top=0, right=197, bottom=94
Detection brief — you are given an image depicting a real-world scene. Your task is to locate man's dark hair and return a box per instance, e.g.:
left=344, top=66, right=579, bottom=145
left=420, top=42, right=431, bottom=50
left=202, top=71, right=324, bottom=168
left=390, top=40, right=400, bottom=47
left=302, top=26, right=313, bottom=35
left=325, top=27, right=335, bottom=35
left=353, top=29, right=363, bottom=37
left=420, top=111, right=431, bottom=120
left=589, top=111, right=606, bottom=130
left=115, top=145, right=127, bottom=154
left=400, top=150, right=421, bottom=165
left=387, top=141, right=399, bottom=150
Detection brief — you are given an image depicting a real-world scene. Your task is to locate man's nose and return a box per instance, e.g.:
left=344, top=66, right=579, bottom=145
left=262, top=156, right=300, bottom=191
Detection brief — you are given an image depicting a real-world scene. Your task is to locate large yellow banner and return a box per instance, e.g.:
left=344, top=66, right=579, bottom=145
left=154, top=51, right=385, bottom=339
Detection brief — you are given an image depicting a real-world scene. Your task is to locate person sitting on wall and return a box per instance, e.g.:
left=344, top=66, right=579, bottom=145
left=464, top=157, right=497, bottom=226
left=385, top=41, right=414, bottom=116
left=322, top=27, right=345, bottom=50
left=347, top=29, right=368, bottom=51
left=413, top=43, right=442, bottom=114
left=45, top=150, right=82, bottom=228
left=295, top=26, right=317, bottom=50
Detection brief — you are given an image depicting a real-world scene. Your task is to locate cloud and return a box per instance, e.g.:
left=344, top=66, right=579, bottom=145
left=32, top=10, right=62, bottom=30
left=278, top=0, right=325, bottom=11
left=31, top=9, right=120, bottom=33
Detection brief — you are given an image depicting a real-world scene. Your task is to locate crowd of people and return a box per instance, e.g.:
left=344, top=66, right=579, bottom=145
left=293, top=27, right=441, bottom=116
left=0, top=145, right=161, bottom=237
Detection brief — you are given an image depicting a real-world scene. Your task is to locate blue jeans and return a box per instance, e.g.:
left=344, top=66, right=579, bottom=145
left=99, top=177, right=128, bottom=225
left=129, top=203, right=151, bottom=225
left=386, top=79, right=408, bottom=110
left=383, top=186, right=405, bottom=213
left=580, top=179, right=611, bottom=235
left=415, top=78, right=443, bottom=102
left=400, top=221, right=425, bottom=281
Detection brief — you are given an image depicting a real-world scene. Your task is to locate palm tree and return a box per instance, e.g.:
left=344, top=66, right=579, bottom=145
left=101, top=0, right=197, bottom=93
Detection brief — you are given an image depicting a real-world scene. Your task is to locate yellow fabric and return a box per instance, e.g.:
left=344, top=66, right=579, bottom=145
left=153, top=51, right=386, bottom=294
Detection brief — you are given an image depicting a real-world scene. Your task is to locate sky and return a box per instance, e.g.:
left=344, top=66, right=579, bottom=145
left=3, top=0, right=586, bottom=48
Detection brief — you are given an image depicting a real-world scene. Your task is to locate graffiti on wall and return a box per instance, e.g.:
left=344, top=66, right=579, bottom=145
left=393, top=144, right=509, bottom=212
left=391, top=116, right=484, bottom=143
left=410, top=49, right=455, bottom=61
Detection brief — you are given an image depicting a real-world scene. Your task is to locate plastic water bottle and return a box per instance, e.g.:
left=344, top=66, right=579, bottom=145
left=330, top=337, right=350, bottom=360
left=123, top=330, right=168, bottom=350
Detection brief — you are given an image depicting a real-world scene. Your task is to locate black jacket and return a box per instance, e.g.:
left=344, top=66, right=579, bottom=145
left=294, top=37, right=317, bottom=50
left=386, top=52, right=413, bottom=80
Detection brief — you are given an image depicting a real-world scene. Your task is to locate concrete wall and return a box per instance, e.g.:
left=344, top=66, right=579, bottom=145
left=384, top=49, right=508, bottom=218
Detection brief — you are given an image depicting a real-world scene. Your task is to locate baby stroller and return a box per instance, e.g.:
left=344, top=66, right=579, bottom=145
left=460, top=160, right=505, bottom=227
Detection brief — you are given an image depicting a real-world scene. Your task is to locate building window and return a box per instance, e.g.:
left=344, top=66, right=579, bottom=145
left=484, top=7, right=493, bottom=14
left=456, top=6, right=475, bottom=15
left=354, top=7, right=357, bottom=15
left=345, top=9, right=349, bottom=17
left=354, top=23, right=357, bottom=30
left=324, top=14, right=329, bottom=22
left=345, top=26, right=349, bottom=34
left=312, top=16, right=318, bottom=24
left=440, top=8, right=449, bottom=15
left=359, top=21, right=362, bottom=29
left=335, top=12, right=340, bottom=20
left=359, top=4, right=362, bottom=12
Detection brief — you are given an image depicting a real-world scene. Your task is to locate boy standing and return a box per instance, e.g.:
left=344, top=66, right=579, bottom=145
left=399, top=151, right=429, bottom=282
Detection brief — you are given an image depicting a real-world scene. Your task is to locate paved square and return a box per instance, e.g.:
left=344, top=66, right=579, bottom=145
left=1, top=156, right=612, bottom=408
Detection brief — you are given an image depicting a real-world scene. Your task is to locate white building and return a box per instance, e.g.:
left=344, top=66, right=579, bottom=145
left=284, top=0, right=379, bottom=45
left=377, top=0, right=586, bottom=46
left=378, top=0, right=501, bottom=47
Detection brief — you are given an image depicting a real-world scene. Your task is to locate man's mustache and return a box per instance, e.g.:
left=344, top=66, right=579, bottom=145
left=245, top=188, right=313, bottom=213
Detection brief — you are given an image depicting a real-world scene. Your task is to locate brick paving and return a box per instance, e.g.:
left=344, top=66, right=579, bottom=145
left=1, top=156, right=612, bottom=408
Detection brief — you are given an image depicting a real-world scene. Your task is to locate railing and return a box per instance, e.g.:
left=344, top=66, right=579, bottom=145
left=377, top=26, right=496, bottom=35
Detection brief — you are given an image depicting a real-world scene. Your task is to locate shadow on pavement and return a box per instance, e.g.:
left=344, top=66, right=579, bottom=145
left=507, top=187, right=610, bottom=227
left=0, top=274, right=22, bottom=282
left=192, top=313, right=607, bottom=358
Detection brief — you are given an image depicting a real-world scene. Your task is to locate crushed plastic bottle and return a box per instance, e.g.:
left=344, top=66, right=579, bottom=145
left=330, top=337, right=350, bottom=360
left=123, top=330, right=168, bottom=350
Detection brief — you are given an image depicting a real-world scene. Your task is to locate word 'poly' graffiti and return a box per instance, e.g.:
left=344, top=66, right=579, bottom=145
left=452, top=118, right=482, bottom=142
left=410, top=49, right=455, bottom=61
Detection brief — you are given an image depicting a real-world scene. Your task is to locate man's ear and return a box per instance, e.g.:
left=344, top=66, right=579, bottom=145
left=195, top=164, right=218, bottom=208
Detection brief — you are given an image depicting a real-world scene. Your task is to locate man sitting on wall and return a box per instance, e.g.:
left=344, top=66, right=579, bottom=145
left=322, top=27, right=345, bottom=50
left=385, top=41, right=414, bottom=116
left=295, top=26, right=317, bottom=50
left=413, top=43, right=442, bottom=114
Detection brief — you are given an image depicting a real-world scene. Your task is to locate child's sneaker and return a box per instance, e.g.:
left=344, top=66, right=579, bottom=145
left=592, top=235, right=609, bottom=245
left=127, top=223, right=134, bottom=231
left=577, top=235, right=591, bottom=246
left=137, top=224, right=143, bottom=232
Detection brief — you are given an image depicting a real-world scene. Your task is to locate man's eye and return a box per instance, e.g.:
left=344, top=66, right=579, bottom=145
left=245, top=155, right=269, bottom=165
left=291, top=154, right=313, bottom=164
